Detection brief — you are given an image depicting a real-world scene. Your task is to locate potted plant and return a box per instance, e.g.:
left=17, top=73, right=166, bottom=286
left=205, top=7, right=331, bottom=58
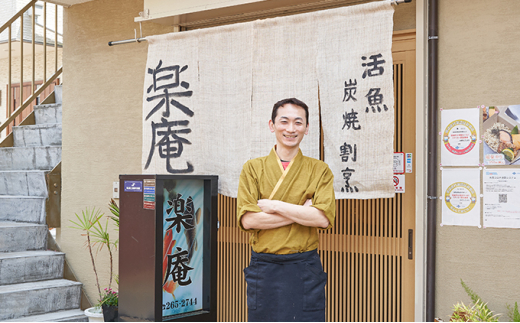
left=70, top=206, right=118, bottom=322
left=100, top=288, right=119, bottom=322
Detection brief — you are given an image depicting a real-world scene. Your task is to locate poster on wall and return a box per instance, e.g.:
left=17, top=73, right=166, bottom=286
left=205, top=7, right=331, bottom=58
left=441, top=168, right=481, bottom=227
left=483, top=169, right=520, bottom=228
left=482, top=105, right=520, bottom=165
left=161, top=178, right=204, bottom=318
left=440, top=108, right=480, bottom=166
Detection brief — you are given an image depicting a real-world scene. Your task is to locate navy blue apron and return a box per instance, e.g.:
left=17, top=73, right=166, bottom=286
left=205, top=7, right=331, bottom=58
left=243, top=249, right=327, bottom=322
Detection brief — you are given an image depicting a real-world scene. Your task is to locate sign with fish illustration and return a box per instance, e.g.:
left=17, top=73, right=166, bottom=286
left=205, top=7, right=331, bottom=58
left=118, top=174, right=217, bottom=322
left=161, top=178, right=204, bottom=317
left=440, top=108, right=480, bottom=166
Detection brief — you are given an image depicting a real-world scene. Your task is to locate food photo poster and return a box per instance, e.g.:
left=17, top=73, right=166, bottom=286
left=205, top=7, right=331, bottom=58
left=482, top=105, right=520, bottom=166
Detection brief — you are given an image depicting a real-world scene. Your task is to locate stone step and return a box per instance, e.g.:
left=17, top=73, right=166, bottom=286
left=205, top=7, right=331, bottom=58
left=13, top=124, right=62, bottom=147
left=0, top=146, right=61, bottom=171
left=0, top=171, right=48, bottom=197
left=0, top=251, right=65, bottom=285
left=0, top=196, right=46, bottom=223
left=34, top=103, right=62, bottom=125
left=0, top=279, right=82, bottom=321
left=0, top=222, right=47, bottom=252
left=5, top=309, right=88, bottom=322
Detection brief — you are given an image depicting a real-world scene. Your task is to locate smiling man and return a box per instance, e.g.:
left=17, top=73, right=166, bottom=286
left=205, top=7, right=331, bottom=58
left=237, top=98, right=335, bottom=322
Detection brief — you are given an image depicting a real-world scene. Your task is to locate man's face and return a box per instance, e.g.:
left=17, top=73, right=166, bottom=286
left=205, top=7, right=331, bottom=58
left=269, top=103, right=309, bottom=149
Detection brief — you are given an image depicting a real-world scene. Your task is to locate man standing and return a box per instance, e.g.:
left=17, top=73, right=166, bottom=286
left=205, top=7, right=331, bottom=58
left=237, top=98, right=335, bottom=322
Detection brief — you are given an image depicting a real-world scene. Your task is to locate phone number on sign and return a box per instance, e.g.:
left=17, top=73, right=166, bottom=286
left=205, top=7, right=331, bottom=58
left=162, top=298, right=197, bottom=310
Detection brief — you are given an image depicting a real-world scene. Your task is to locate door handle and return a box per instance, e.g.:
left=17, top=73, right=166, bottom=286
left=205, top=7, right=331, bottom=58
left=408, top=229, right=413, bottom=260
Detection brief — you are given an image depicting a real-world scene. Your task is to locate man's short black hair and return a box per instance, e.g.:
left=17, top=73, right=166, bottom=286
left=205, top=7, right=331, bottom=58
left=271, top=98, right=309, bottom=125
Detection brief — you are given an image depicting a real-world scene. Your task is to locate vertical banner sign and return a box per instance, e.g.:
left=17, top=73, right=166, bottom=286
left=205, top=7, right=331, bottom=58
left=440, top=108, right=480, bottom=166
left=143, top=33, right=200, bottom=176
left=483, top=169, right=520, bottom=228
left=161, top=179, right=204, bottom=318
left=318, top=2, right=395, bottom=199
left=441, top=168, right=481, bottom=227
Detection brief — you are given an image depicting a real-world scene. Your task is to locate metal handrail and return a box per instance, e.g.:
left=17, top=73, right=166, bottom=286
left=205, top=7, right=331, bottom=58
left=1, top=0, right=62, bottom=136
left=0, top=0, right=37, bottom=34
left=0, top=67, right=62, bottom=134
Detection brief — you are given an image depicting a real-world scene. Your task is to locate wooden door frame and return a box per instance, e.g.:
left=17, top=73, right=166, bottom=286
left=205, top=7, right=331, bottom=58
left=392, top=29, right=416, bottom=322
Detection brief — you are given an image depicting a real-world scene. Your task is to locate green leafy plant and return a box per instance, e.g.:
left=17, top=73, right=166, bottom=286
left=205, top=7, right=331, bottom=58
left=108, top=198, right=119, bottom=228
left=100, top=288, right=118, bottom=307
left=506, top=302, right=520, bottom=322
left=90, top=217, right=116, bottom=290
left=448, top=280, right=500, bottom=322
left=450, top=300, right=499, bottom=322
left=70, top=207, right=118, bottom=304
left=69, top=207, right=104, bottom=296
left=460, top=279, right=491, bottom=313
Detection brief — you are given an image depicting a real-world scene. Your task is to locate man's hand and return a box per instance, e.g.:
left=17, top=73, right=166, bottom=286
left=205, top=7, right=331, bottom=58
left=257, top=199, right=278, bottom=214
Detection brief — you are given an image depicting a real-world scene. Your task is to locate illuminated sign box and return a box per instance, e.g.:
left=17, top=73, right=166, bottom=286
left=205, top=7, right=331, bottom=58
left=119, top=175, right=218, bottom=322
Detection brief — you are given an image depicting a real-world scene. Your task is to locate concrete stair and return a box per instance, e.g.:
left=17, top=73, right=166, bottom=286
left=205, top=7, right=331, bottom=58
left=13, top=124, right=62, bottom=147
left=0, top=279, right=82, bottom=320
left=0, top=251, right=65, bottom=285
left=0, top=221, right=48, bottom=252
left=0, top=146, right=62, bottom=171
left=5, top=309, right=88, bottom=322
left=0, top=85, right=88, bottom=322
left=0, top=196, right=46, bottom=223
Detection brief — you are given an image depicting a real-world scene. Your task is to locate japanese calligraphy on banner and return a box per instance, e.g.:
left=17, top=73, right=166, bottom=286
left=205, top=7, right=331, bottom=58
left=319, top=2, right=395, bottom=199
left=441, top=168, right=481, bottom=227
left=440, top=108, right=480, bottom=166
left=483, top=169, right=520, bottom=228
left=162, top=179, right=204, bottom=317
left=143, top=1, right=395, bottom=198
left=143, top=25, right=253, bottom=197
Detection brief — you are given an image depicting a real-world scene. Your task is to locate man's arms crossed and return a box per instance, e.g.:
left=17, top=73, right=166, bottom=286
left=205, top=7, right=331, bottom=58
left=241, top=199, right=330, bottom=230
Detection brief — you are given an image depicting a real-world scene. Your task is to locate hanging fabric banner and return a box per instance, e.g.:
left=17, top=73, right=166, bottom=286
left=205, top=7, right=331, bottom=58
left=318, top=1, right=395, bottom=199
left=143, top=1, right=395, bottom=198
left=251, top=13, right=320, bottom=160
left=143, top=25, right=253, bottom=197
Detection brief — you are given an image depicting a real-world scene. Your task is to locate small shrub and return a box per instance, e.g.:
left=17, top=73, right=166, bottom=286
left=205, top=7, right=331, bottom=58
left=506, top=302, right=520, bottom=322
